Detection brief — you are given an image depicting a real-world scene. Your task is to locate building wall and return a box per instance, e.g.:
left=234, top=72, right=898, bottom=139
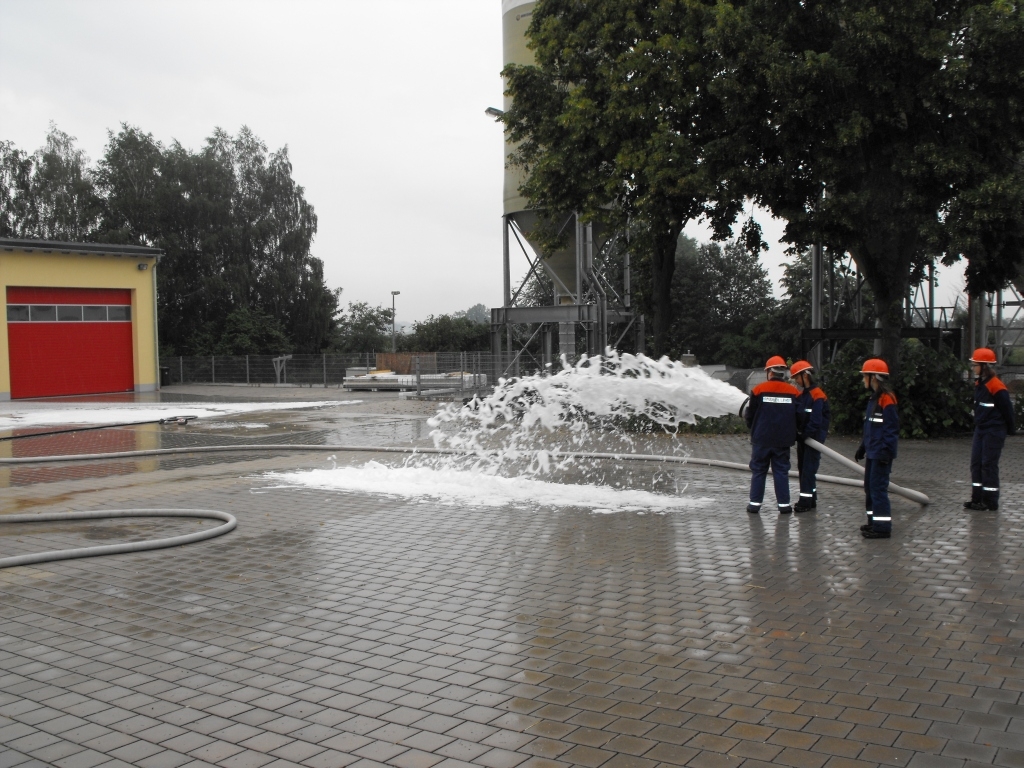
left=0, top=249, right=159, bottom=400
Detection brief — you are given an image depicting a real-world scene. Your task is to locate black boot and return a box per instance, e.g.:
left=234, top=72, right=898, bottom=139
left=778, top=505, right=793, bottom=515
left=964, top=501, right=988, bottom=511
left=746, top=503, right=761, bottom=514
left=862, top=529, right=891, bottom=539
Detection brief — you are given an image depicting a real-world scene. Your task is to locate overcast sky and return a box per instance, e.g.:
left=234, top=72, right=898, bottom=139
left=0, top=0, right=965, bottom=323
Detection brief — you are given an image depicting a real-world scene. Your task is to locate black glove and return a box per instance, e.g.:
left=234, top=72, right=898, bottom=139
left=854, top=444, right=865, bottom=462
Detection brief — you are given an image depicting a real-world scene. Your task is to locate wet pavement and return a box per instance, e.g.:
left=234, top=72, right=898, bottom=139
left=1, top=389, right=1024, bottom=768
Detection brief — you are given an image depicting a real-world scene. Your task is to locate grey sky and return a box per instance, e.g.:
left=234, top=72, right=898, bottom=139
left=1, top=0, right=964, bottom=323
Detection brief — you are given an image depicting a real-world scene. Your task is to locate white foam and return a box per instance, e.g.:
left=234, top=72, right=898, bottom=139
left=266, top=461, right=708, bottom=512
left=0, top=401, right=361, bottom=429
left=428, top=351, right=748, bottom=470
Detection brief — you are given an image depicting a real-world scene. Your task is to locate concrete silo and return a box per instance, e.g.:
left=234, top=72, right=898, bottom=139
left=491, top=0, right=642, bottom=375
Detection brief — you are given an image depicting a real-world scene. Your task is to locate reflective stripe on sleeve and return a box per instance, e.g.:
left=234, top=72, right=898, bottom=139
left=979, top=402, right=995, bottom=407
left=872, top=516, right=892, bottom=522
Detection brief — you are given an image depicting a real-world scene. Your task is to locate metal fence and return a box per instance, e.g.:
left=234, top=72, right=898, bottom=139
left=163, top=352, right=544, bottom=390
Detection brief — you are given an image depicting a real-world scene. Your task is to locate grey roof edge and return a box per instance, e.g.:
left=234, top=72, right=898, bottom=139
left=0, top=238, right=163, bottom=260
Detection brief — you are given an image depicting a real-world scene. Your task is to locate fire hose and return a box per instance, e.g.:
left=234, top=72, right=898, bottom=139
left=0, top=509, right=236, bottom=569
left=0, top=440, right=928, bottom=569
left=0, top=439, right=930, bottom=503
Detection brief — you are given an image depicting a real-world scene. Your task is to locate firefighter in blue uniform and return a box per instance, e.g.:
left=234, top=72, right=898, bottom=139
left=964, top=347, right=1016, bottom=511
left=791, top=360, right=831, bottom=513
left=743, top=356, right=803, bottom=515
left=854, top=358, right=899, bottom=539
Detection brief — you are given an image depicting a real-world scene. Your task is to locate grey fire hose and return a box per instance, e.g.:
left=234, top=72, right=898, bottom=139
left=803, top=437, right=930, bottom=505
left=0, top=509, right=236, bottom=569
left=0, top=440, right=930, bottom=504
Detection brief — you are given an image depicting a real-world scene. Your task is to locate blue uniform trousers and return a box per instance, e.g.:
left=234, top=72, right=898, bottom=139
left=749, top=444, right=792, bottom=511
left=796, top=441, right=821, bottom=504
left=863, top=458, right=892, bottom=533
left=970, top=430, right=1006, bottom=507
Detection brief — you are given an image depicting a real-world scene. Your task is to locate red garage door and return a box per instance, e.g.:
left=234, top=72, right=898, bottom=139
left=6, top=287, right=135, bottom=398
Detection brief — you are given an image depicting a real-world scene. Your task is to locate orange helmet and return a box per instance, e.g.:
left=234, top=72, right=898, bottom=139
left=764, top=355, right=787, bottom=371
left=969, top=348, right=997, bottom=364
left=860, top=358, right=889, bottom=377
left=790, top=360, right=813, bottom=377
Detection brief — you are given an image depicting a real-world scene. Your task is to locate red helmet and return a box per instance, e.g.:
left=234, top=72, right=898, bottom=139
left=764, top=355, right=787, bottom=371
left=790, top=360, right=813, bottom=377
left=969, top=348, right=997, bottom=364
left=860, top=358, right=889, bottom=376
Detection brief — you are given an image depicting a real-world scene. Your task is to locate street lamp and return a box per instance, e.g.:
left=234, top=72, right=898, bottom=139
left=391, top=291, right=400, bottom=352
left=484, top=107, right=505, bottom=120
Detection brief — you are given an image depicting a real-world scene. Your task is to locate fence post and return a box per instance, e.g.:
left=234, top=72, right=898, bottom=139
left=323, top=353, right=327, bottom=387
left=179, top=356, right=183, bottom=384
left=246, top=355, right=249, bottom=385
left=416, top=356, right=421, bottom=395
left=211, top=355, right=215, bottom=383
left=460, top=352, right=465, bottom=395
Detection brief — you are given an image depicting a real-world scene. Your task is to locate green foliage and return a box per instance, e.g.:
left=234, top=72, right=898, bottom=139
left=462, top=304, right=489, bottom=325
left=619, top=413, right=748, bottom=436
left=401, top=313, right=489, bottom=353
left=208, top=306, right=292, bottom=356
left=0, top=123, right=99, bottom=240
left=503, top=1, right=720, bottom=353
left=0, top=124, right=338, bottom=356
left=669, top=237, right=775, bottom=364
left=507, top=0, right=1024, bottom=370
left=331, top=302, right=393, bottom=353
left=823, top=339, right=973, bottom=438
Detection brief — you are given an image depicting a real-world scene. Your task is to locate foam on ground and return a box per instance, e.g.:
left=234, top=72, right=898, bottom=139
left=266, top=461, right=707, bottom=513
left=0, top=401, right=361, bottom=429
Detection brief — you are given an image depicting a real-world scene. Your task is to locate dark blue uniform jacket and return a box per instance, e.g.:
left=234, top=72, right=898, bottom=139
left=863, top=392, right=899, bottom=462
left=796, top=387, right=831, bottom=443
left=975, top=376, right=1016, bottom=435
left=745, top=380, right=802, bottom=448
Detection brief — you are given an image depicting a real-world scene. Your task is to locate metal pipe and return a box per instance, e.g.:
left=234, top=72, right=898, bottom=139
left=811, top=243, right=822, bottom=369
left=503, top=215, right=511, bottom=307
left=928, top=261, right=935, bottom=328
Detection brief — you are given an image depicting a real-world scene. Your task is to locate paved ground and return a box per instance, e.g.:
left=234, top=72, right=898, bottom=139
left=2, top=390, right=1024, bottom=768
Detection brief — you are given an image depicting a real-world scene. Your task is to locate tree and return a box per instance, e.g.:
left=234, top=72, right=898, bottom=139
left=0, top=141, right=35, bottom=238
left=700, top=0, right=1024, bottom=371
left=506, top=1, right=1024, bottom=373
left=331, top=302, right=393, bottom=353
left=503, top=1, right=724, bottom=355
left=715, top=249, right=877, bottom=367
left=461, top=304, right=490, bottom=325
left=401, top=314, right=490, bottom=353
left=93, top=124, right=337, bottom=354
left=211, top=306, right=293, bottom=356
left=669, top=236, right=776, bottom=362
left=0, top=124, right=100, bottom=240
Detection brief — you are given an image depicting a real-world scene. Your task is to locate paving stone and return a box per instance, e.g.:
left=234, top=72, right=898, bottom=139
left=2, top=416, right=1023, bottom=768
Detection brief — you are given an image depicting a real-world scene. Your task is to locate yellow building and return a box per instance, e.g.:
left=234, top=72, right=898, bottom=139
left=1, top=238, right=162, bottom=400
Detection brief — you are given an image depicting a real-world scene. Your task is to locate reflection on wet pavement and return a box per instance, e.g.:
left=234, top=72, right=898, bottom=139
left=1, top=389, right=1023, bottom=768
